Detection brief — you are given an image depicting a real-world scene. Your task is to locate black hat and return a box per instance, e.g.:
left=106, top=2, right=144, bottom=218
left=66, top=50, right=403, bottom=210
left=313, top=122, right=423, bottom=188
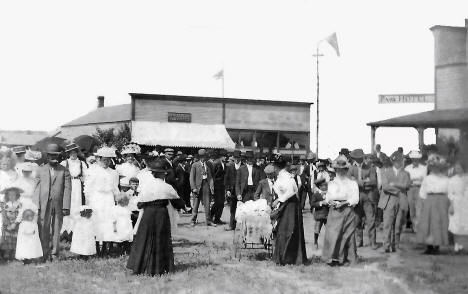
left=339, top=148, right=350, bottom=155
left=65, top=143, right=80, bottom=153
left=244, top=151, right=254, bottom=159
left=46, top=144, right=61, bottom=155
left=233, top=150, right=242, bottom=158
left=147, top=159, right=167, bottom=173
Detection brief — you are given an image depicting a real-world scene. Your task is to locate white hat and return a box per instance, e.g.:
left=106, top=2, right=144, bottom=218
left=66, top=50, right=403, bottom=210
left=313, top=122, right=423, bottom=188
left=408, top=150, right=422, bottom=159
left=121, top=143, right=141, bottom=155
left=96, top=146, right=117, bottom=158
left=24, top=150, right=42, bottom=161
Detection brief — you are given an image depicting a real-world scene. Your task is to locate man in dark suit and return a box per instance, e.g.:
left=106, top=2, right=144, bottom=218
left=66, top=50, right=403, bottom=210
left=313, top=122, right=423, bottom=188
left=163, top=148, right=177, bottom=188
left=34, top=144, right=72, bottom=260
left=224, top=150, right=242, bottom=230
left=236, top=151, right=261, bottom=202
left=190, top=149, right=215, bottom=227
left=210, top=150, right=227, bottom=224
left=302, top=152, right=317, bottom=211
left=174, top=154, right=191, bottom=213
left=253, top=164, right=276, bottom=206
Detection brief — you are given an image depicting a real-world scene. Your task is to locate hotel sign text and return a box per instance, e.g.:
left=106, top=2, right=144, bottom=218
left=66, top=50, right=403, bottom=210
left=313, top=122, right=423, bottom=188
left=378, top=94, right=435, bottom=104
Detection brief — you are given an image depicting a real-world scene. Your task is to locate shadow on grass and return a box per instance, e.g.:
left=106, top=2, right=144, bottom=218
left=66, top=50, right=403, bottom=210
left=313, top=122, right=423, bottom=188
left=173, top=239, right=206, bottom=248
left=174, top=261, right=218, bottom=272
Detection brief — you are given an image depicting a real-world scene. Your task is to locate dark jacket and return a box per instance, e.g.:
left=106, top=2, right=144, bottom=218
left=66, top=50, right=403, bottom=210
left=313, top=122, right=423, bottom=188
left=235, top=164, right=261, bottom=196
left=254, top=178, right=275, bottom=206
left=310, top=191, right=329, bottom=221
left=224, top=162, right=239, bottom=194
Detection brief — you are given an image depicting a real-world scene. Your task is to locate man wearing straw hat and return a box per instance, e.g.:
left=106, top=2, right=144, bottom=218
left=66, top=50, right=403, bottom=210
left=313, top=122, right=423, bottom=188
left=378, top=151, right=410, bottom=253
left=34, top=144, right=71, bottom=260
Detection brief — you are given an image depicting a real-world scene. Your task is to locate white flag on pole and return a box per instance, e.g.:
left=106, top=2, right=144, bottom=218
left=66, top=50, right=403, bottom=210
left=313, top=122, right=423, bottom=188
left=324, top=32, right=340, bottom=56
left=213, top=69, right=224, bottom=80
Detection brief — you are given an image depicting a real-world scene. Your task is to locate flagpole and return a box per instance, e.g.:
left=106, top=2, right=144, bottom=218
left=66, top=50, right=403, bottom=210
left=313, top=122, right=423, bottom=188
left=313, top=43, right=323, bottom=157
left=222, top=74, right=225, bottom=98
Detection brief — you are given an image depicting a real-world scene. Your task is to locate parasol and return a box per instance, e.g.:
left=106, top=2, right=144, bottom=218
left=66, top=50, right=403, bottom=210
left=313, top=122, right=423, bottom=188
left=73, top=135, right=100, bottom=154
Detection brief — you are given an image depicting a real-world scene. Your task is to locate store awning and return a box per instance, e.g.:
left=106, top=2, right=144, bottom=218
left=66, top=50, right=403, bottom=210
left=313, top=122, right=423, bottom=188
left=131, top=121, right=236, bottom=150
left=367, top=108, right=468, bottom=128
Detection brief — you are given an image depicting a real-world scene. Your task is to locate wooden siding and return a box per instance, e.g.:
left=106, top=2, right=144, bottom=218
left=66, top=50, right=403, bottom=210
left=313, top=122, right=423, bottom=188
left=224, top=103, right=310, bottom=132
left=134, top=99, right=223, bottom=124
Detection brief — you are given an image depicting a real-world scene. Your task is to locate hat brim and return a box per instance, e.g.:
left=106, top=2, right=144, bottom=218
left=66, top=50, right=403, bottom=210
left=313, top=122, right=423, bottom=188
left=0, top=187, right=24, bottom=194
left=47, top=151, right=61, bottom=155
left=332, top=163, right=351, bottom=169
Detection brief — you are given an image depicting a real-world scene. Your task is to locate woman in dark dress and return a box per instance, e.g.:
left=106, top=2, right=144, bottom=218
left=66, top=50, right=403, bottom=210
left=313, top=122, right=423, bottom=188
left=126, top=159, right=184, bottom=276
left=271, top=157, right=307, bottom=265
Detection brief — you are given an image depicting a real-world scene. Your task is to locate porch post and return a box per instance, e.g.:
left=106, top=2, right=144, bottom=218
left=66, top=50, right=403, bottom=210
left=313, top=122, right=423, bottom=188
left=371, top=126, right=377, bottom=153
left=417, top=127, right=425, bottom=150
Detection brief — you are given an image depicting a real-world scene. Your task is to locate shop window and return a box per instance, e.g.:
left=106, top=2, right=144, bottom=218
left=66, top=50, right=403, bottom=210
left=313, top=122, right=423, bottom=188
left=279, top=132, right=309, bottom=149
left=239, top=131, right=254, bottom=147
left=256, top=131, right=277, bottom=148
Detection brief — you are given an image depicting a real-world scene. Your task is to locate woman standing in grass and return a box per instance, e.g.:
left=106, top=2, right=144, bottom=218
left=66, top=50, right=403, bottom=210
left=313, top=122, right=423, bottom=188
left=322, top=155, right=359, bottom=266
left=417, top=154, right=450, bottom=255
left=271, top=156, right=307, bottom=265
left=448, top=162, right=468, bottom=252
left=127, top=159, right=185, bottom=276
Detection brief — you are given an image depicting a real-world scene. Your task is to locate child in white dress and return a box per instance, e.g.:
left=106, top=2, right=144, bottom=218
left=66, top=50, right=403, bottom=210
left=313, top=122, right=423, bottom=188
left=16, top=209, right=43, bottom=264
left=113, top=195, right=133, bottom=255
left=70, top=206, right=96, bottom=258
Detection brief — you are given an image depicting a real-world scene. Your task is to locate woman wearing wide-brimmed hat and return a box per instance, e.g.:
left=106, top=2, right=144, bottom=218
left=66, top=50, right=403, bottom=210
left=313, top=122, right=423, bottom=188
left=84, top=146, right=120, bottom=255
left=322, top=155, right=359, bottom=266
left=417, top=154, right=450, bottom=255
left=127, top=158, right=185, bottom=276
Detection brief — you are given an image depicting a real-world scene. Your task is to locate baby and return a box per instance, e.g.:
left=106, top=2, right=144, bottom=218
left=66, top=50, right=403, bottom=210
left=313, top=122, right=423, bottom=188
left=16, top=209, right=43, bottom=264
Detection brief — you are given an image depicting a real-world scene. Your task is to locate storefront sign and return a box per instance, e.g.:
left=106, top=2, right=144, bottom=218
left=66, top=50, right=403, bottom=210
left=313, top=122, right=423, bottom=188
left=378, top=94, right=435, bottom=104
left=168, top=112, right=191, bottom=123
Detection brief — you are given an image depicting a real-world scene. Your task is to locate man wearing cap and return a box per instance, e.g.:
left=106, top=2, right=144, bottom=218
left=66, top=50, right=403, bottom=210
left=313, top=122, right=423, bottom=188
left=224, top=150, right=242, bottom=230
left=253, top=165, right=276, bottom=207
left=378, top=151, right=410, bottom=253
left=190, top=149, right=215, bottom=226
left=60, top=143, right=88, bottom=236
left=209, top=150, right=227, bottom=225
left=236, top=151, right=260, bottom=203
left=404, top=150, right=427, bottom=232
left=163, top=148, right=177, bottom=188
left=34, top=144, right=72, bottom=260
left=349, top=149, right=378, bottom=249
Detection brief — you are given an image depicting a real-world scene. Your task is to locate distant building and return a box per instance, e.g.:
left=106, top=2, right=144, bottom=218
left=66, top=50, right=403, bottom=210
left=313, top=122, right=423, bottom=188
left=57, top=96, right=131, bottom=140
left=58, top=94, right=312, bottom=154
left=0, top=130, right=48, bottom=147
left=368, top=19, right=468, bottom=164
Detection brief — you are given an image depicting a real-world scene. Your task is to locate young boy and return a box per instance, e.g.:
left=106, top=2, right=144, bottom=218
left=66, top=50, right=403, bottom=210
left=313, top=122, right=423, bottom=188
left=126, top=177, right=140, bottom=227
left=310, top=178, right=329, bottom=250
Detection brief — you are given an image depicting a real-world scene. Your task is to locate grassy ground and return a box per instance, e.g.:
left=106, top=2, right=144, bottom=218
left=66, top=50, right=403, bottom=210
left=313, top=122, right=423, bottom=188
left=1, top=208, right=468, bottom=294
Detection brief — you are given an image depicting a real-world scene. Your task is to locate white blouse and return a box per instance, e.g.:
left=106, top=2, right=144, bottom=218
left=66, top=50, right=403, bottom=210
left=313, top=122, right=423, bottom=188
left=61, top=159, right=87, bottom=178
left=84, top=166, right=119, bottom=196
left=116, top=162, right=140, bottom=186
left=273, top=169, right=298, bottom=203
left=325, top=176, right=359, bottom=206
left=419, top=174, right=449, bottom=199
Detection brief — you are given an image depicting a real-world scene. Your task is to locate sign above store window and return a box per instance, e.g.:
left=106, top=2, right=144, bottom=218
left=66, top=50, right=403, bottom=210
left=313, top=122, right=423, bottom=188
left=378, top=94, right=435, bottom=104
left=168, top=112, right=192, bottom=123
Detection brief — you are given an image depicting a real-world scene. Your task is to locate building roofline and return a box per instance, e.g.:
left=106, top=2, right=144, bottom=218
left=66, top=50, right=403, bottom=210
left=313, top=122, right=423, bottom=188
left=430, top=25, right=467, bottom=32
left=129, top=93, right=313, bottom=107
left=61, top=120, right=131, bottom=128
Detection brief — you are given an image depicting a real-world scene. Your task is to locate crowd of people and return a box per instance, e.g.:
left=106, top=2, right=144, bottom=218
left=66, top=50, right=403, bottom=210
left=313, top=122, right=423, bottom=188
left=0, top=141, right=467, bottom=275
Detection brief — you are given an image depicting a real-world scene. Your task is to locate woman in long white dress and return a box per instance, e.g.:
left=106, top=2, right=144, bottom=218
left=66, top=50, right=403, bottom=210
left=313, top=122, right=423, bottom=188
left=61, top=143, right=88, bottom=234
left=448, top=163, right=468, bottom=252
left=84, top=146, right=119, bottom=255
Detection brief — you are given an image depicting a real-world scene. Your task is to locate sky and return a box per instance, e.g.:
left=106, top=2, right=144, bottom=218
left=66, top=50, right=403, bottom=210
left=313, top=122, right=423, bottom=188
left=0, top=0, right=467, bottom=158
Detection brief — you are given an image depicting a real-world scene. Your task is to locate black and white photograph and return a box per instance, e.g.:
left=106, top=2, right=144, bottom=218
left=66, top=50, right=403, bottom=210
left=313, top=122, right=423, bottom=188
left=1, top=1, right=468, bottom=293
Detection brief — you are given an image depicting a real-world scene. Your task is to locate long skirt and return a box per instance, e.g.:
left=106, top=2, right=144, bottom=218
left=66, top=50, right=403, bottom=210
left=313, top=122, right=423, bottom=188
left=88, top=191, right=116, bottom=242
left=127, top=200, right=174, bottom=276
left=417, top=194, right=450, bottom=246
left=61, top=179, right=83, bottom=233
left=273, top=197, right=307, bottom=265
left=323, top=206, right=356, bottom=263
